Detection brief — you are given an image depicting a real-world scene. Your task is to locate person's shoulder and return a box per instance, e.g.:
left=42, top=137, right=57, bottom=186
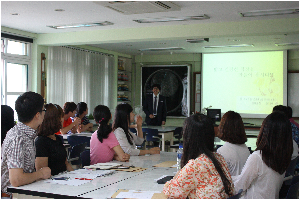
left=114, top=127, right=125, bottom=134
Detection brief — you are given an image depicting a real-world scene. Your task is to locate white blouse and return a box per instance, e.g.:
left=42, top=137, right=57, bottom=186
left=217, top=142, right=250, bottom=176
left=114, top=127, right=144, bottom=156
left=233, top=151, right=285, bottom=199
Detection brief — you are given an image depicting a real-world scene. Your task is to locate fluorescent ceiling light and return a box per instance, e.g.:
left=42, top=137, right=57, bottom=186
left=240, top=8, right=298, bottom=17
left=204, top=44, right=254, bottom=48
left=139, top=47, right=184, bottom=51
left=134, top=15, right=209, bottom=23
left=275, top=43, right=299, bottom=46
left=186, top=38, right=209, bottom=43
left=47, top=21, right=114, bottom=29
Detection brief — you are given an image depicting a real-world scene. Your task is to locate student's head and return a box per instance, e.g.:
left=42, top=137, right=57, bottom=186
left=15, top=91, right=44, bottom=123
left=1, top=105, right=15, bottom=144
left=93, top=105, right=112, bottom=143
left=181, top=113, right=232, bottom=195
left=272, top=105, right=287, bottom=115
left=152, top=84, right=161, bottom=96
left=76, top=102, right=88, bottom=116
left=218, top=111, right=247, bottom=144
left=113, top=103, right=134, bottom=145
left=63, top=102, right=77, bottom=116
left=256, top=112, right=293, bottom=175
left=38, top=104, right=62, bottom=136
left=181, top=114, right=215, bottom=166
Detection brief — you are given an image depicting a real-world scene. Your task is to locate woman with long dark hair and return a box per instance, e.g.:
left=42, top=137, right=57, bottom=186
left=113, top=103, right=160, bottom=156
left=233, top=112, right=293, bottom=198
left=90, top=105, right=130, bottom=164
left=217, top=111, right=250, bottom=176
left=163, top=114, right=234, bottom=198
left=74, top=102, right=93, bottom=133
left=35, top=104, right=74, bottom=175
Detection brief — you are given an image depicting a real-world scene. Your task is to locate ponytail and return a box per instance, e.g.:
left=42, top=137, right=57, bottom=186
left=97, top=118, right=112, bottom=143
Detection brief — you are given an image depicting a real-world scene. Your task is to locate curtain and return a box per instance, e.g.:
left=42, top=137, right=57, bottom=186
left=47, top=46, right=115, bottom=114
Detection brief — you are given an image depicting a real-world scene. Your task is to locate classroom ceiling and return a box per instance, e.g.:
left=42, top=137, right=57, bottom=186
left=1, top=1, right=299, bottom=55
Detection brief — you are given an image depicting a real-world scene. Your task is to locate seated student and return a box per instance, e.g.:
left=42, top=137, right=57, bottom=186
left=1, top=92, right=51, bottom=198
left=217, top=111, right=250, bottom=176
left=163, top=114, right=234, bottom=199
left=233, top=112, right=293, bottom=199
left=1, top=105, right=15, bottom=145
left=90, top=105, right=130, bottom=164
left=73, top=102, right=93, bottom=133
left=55, top=102, right=81, bottom=135
left=286, top=106, right=299, bottom=146
left=113, top=103, right=160, bottom=156
left=35, top=104, right=74, bottom=175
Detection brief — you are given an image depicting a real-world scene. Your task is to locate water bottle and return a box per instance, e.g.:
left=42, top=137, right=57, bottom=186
left=177, top=143, right=183, bottom=171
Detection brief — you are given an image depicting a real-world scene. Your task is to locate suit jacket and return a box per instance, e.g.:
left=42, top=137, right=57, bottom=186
left=143, top=94, right=167, bottom=126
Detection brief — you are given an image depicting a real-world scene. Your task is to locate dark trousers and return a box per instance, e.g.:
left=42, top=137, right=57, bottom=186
left=147, top=116, right=160, bottom=126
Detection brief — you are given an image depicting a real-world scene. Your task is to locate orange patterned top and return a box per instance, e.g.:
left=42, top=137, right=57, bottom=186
left=163, top=153, right=234, bottom=199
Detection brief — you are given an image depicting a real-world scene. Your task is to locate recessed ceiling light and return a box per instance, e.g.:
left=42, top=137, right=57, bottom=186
left=126, top=44, right=132, bottom=47
left=204, top=44, right=254, bottom=48
left=133, top=15, right=210, bottom=23
left=159, top=43, right=167, bottom=45
left=55, top=9, right=65, bottom=12
left=275, top=43, right=299, bottom=46
left=139, top=47, right=184, bottom=51
left=11, top=13, right=20, bottom=15
left=186, top=38, right=209, bottom=43
left=240, top=8, right=298, bottom=17
left=47, top=21, right=114, bottom=29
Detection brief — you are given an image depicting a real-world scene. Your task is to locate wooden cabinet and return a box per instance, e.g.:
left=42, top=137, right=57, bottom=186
left=117, top=57, right=131, bottom=104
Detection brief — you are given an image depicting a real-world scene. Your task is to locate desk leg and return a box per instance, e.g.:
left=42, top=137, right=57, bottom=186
left=161, top=134, right=165, bottom=152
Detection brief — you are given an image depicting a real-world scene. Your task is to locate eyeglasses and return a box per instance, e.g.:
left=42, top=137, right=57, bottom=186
left=41, top=109, right=47, bottom=112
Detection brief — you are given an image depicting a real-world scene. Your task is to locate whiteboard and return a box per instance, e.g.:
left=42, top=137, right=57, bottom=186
left=288, top=73, right=299, bottom=117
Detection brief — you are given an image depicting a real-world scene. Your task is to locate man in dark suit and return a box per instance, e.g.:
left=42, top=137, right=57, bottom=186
left=143, top=84, right=167, bottom=126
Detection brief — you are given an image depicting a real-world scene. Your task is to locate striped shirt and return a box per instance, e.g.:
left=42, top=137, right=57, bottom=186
left=1, top=122, right=37, bottom=193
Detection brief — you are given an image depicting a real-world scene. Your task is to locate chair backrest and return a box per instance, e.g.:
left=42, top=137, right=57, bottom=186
left=142, top=128, right=159, bottom=142
left=286, top=182, right=299, bottom=199
left=174, top=127, right=182, bottom=140
left=80, top=149, right=90, bottom=168
left=69, top=142, right=87, bottom=165
left=67, top=135, right=91, bottom=147
left=285, top=157, right=299, bottom=185
left=228, top=189, right=243, bottom=199
left=129, top=128, right=137, bottom=133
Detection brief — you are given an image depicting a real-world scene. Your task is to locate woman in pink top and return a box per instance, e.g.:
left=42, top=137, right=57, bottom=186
left=90, top=105, right=130, bottom=164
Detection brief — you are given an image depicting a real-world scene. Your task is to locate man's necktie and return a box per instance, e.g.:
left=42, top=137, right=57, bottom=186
left=153, top=96, right=157, bottom=115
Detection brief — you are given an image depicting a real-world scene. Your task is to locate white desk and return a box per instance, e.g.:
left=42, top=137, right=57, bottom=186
left=8, top=152, right=177, bottom=199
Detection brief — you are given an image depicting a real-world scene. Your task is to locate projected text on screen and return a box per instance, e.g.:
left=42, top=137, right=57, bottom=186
left=202, top=51, right=286, bottom=118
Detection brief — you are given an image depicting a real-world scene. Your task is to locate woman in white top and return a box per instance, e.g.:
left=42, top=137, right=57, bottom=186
left=217, top=111, right=250, bottom=176
left=113, top=103, right=160, bottom=156
left=233, top=112, right=293, bottom=199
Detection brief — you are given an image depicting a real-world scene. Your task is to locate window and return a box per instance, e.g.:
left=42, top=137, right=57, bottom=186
left=1, top=36, right=31, bottom=120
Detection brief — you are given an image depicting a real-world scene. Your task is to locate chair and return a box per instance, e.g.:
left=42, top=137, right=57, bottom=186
left=286, top=182, right=299, bottom=199
left=68, top=142, right=87, bottom=167
left=228, top=189, right=243, bottom=199
left=129, top=128, right=137, bottom=133
left=142, top=128, right=160, bottom=149
left=173, top=127, right=183, bottom=143
left=80, top=149, right=90, bottom=168
left=57, top=135, right=64, bottom=143
left=67, top=135, right=91, bottom=147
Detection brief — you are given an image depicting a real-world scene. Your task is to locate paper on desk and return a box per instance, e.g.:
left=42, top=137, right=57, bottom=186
left=45, top=170, right=112, bottom=186
left=116, top=190, right=161, bottom=199
left=83, top=162, right=122, bottom=170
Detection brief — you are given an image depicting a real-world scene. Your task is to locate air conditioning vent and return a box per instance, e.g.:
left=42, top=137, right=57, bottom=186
left=94, top=1, right=181, bottom=15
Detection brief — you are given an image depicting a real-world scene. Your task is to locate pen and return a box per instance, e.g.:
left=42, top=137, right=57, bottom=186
left=75, top=178, right=93, bottom=180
